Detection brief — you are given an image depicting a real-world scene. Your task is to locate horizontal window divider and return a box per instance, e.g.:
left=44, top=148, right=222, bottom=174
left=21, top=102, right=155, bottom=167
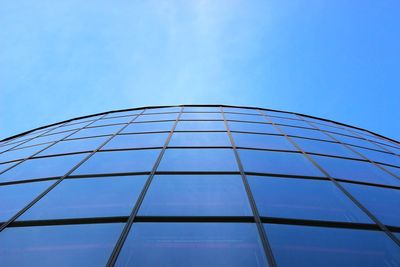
left=8, top=216, right=129, bottom=228
left=99, top=147, right=164, bottom=152
left=134, top=216, right=255, bottom=223
left=0, top=177, right=60, bottom=187
left=31, top=151, right=92, bottom=159
left=166, top=146, right=233, bottom=149
left=66, top=172, right=151, bottom=179
left=117, top=131, right=172, bottom=135
left=154, top=171, right=242, bottom=175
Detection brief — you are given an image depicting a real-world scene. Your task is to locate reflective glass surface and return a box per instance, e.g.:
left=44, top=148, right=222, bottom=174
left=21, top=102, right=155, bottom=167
left=175, top=121, right=226, bottom=131
left=265, top=224, right=400, bottom=267
left=180, top=112, right=222, bottom=120
left=233, top=133, right=297, bottom=151
left=70, top=125, right=122, bottom=139
left=116, top=223, right=268, bottom=267
left=122, top=121, right=174, bottom=133
left=169, top=132, right=231, bottom=147
left=0, top=144, right=50, bottom=163
left=139, top=175, right=251, bottom=216
left=135, top=113, right=178, bottom=122
left=38, top=136, right=108, bottom=156
left=228, top=121, right=279, bottom=134
left=103, top=133, right=169, bottom=149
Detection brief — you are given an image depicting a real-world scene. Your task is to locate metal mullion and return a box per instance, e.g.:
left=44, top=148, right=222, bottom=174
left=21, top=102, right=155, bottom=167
left=8, top=216, right=129, bottom=228
left=260, top=110, right=400, bottom=247
left=0, top=177, right=59, bottom=187
left=106, top=107, right=184, bottom=267
left=0, top=114, right=108, bottom=176
left=297, top=117, right=400, bottom=181
left=0, top=110, right=146, bottom=233
left=221, top=107, right=277, bottom=267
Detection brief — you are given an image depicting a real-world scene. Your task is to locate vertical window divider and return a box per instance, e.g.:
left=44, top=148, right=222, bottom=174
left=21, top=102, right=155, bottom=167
left=260, top=110, right=400, bottom=247
left=221, top=107, right=277, bottom=267
left=0, top=110, right=147, bottom=233
left=106, top=107, right=184, bottom=267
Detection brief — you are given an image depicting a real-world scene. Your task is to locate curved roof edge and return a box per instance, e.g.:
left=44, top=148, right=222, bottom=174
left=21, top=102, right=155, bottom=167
left=1, top=104, right=399, bottom=145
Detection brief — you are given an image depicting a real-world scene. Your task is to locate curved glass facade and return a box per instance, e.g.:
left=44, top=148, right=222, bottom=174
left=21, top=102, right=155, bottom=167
left=0, top=105, right=399, bottom=267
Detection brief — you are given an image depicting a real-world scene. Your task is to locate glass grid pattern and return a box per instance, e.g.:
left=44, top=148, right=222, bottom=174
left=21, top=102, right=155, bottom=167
left=0, top=105, right=399, bottom=267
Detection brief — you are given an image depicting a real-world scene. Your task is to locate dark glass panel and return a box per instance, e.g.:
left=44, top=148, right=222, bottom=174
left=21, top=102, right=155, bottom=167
left=175, top=121, right=226, bottom=131
left=292, top=137, right=362, bottom=159
left=312, top=155, right=400, bottom=187
left=116, top=223, right=268, bottom=267
left=233, top=133, right=297, bottom=151
left=103, top=133, right=169, bottom=150
left=342, top=183, right=400, bottom=227
left=239, top=149, right=323, bottom=177
left=38, top=136, right=108, bottom=156
left=248, top=176, right=371, bottom=223
left=0, top=154, right=88, bottom=183
left=158, top=149, right=239, bottom=172
left=0, top=181, right=53, bottom=222
left=19, top=176, right=147, bottom=220
left=73, top=149, right=160, bottom=175
left=69, top=125, right=122, bottom=139
left=122, top=121, right=174, bottom=134
left=0, top=223, right=124, bottom=267
left=169, top=132, right=231, bottom=147
left=139, top=175, right=251, bottom=216
left=228, top=121, right=279, bottom=134
left=265, top=224, right=400, bottom=267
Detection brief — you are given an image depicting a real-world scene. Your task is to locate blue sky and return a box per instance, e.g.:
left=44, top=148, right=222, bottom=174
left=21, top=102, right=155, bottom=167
left=1, top=1, right=399, bottom=140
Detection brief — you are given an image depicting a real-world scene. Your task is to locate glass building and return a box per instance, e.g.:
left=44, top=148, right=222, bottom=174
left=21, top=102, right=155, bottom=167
left=0, top=105, right=399, bottom=267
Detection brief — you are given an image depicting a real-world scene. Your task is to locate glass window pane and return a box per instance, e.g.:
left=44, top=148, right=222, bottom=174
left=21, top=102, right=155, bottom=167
left=233, top=133, right=296, bottom=151
left=225, top=113, right=266, bottom=123
left=264, top=110, right=299, bottom=119
left=0, top=161, right=20, bottom=174
left=69, top=125, right=122, bottom=139
left=223, top=107, right=261, bottom=114
left=19, top=176, right=147, bottom=220
left=239, top=149, right=323, bottom=177
left=169, top=132, right=231, bottom=147
left=122, top=121, right=174, bottom=133
left=20, top=131, right=73, bottom=147
left=135, top=113, right=178, bottom=122
left=0, top=181, right=53, bottom=222
left=0, top=154, right=88, bottom=183
left=331, top=133, right=383, bottom=150
left=104, top=110, right=141, bottom=118
left=52, top=121, right=93, bottom=134
left=144, top=107, right=181, bottom=114
left=352, top=146, right=400, bottom=167
left=311, top=155, right=400, bottom=187
left=180, top=113, right=222, bottom=120
left=139, top=175, right=251, bottom=216
left=158, top=149, right=239, bottom=172
left=73, top=150, right=160, bottom=175
left=89, top=116, right=134, bottom=127
left=269, top=117, right=311, bottom=128
left=342, top=183, right=400, bottom=227
left=279, top=125, right=333, bottom=141
left=0, top=223, right=124, bottom=267
left=38, top=136, right=108, bottom=156
left=265, top=224, right=400, bottom=267
left=116, top=223, right=268, bottom=267
left=228, top=121, right=279, bottom=134
left=314, top=123, right=356, bottom=136
left=0, top=144, right=49, bottom=163
left=103, top=133, right=169, bottom=150
left=248, top=176, right=371, bottom=223
left=292, top=137, right=362, bottom=159
left=175, top=121, right=226, bottom=131
left=183, top=107, right=220, bottom=112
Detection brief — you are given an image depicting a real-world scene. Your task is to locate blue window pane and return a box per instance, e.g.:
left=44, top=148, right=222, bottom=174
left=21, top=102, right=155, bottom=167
left=139, top=175, right=251, bottom=216
left=103, top=133, right=169, bottom=150
left=223, top=107, right=261, bottom=114
left=248, top=176, right=371, bottom=223
left=0, top=154, right=88, bottom=183
left=0, top=161, right=20, bottom=174
left=183, top=107, right=220, bottom=112
left=19, top=176, right=147, bottom=220
left=122, top=121, right=174, bottom=133
left=269, top=117, right=311, bottom=128
left=314, top=123, right=356, bottom=136
left=63, top=115, right=102, bottom=125
left=144, top=107, right=181, bottom=114
left=116, top=223, right=268, bottom=267
left=38, top=136, right=108, bottom=156
left=225, top=113, right=267, bottom=123
left=21, top=131, right=73, bottom=147
left=175, top=121, right=226, bottom=131
left=180, top=113, right=222, bottom=120
left=228, top=121, right=279, bottom=134
left=264, top=110, right=299, bottom=119
left=331, top=133, right=382, bottom=150
left=104, top=110, right=141, bottom=118
left=89, top=116, right=134, bottom=127
left=233, top=133, right=296, bottom=151
left=265, top=224, right=400, bottom=267
left=352, top=146, right=400, bottom=167
left=0, top=181, right=53, bottom=222
left=0, top=144, right=49, bottom=163
left=70, top=125, right=122, bottom=139
left=169, top=132, right=231, bottom=147
left=312, top=155, right=400, bottom=187
left=279, top=125, right=333, bottom=141
left=52, top=121, right=92, bottom=134
left=158, top=149, right=239, bottom=172
left=342, top=183, right=400, bottom=227
left=239, top=149, right=323, bottom=177
left=73, top=150, right=160, bottom=175
left=0, top=223, right=124, bottom=267
left=135, top=113, right=178, bottom=122
left=292, top=137, right=362, bottom=159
